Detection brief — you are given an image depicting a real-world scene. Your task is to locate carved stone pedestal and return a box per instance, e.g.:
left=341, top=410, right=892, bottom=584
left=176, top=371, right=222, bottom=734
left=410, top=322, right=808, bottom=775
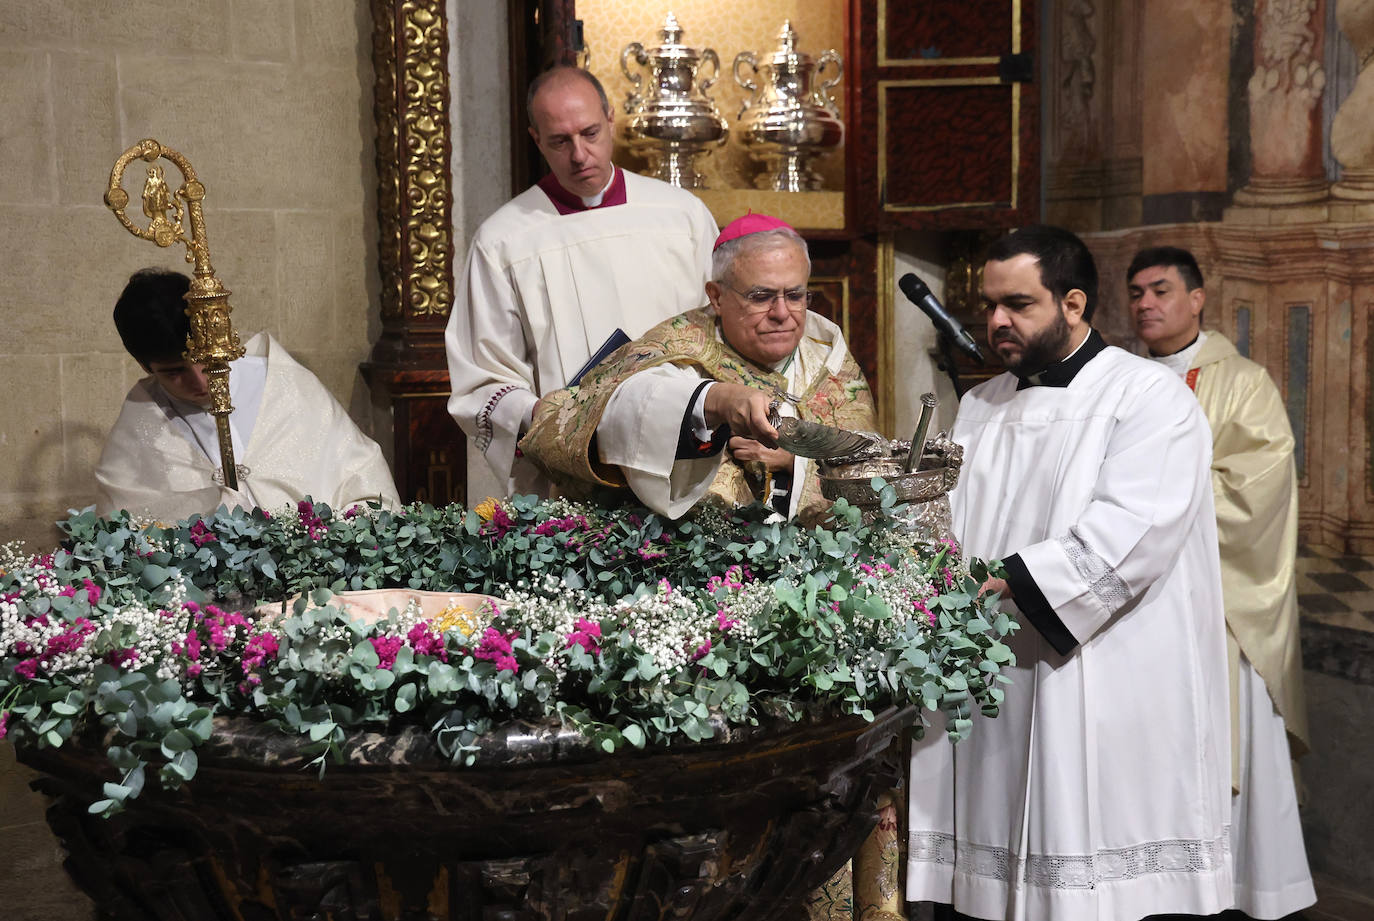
left=23, top=708, right=914, bottom=921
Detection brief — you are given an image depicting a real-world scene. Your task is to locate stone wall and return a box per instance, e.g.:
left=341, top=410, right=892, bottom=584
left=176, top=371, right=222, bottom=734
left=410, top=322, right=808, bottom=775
left=0, top=2, right=382, bottom=917
left=0, top=0, right=383, bottom=551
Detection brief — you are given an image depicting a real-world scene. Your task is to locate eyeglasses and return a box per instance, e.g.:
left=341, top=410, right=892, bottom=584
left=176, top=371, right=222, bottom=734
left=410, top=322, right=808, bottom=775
left=725, top=283, right=813, bottom=314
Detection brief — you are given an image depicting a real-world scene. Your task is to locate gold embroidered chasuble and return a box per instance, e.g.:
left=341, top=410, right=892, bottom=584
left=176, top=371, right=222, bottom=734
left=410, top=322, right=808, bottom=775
left=1189, top=332, right=1310, bottom=773
left=518, top=307, right=876, bottom=520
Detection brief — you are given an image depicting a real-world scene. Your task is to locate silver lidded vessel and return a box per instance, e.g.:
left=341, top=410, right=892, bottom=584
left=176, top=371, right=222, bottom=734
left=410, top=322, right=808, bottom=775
left=734, top=20, right=845, bottom=191
left=620, top=12, right=729, bottom=189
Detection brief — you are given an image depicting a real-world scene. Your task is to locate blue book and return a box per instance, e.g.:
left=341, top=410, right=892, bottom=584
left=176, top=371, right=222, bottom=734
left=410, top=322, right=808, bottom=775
left=569, top=328, right=631, bottom=386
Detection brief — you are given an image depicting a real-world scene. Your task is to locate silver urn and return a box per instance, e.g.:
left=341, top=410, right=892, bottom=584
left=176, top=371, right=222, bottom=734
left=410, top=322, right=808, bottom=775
left=620, top=12, right=729, bottom=189
left=818, top=434, right=964, bottom=544
left=734, top=21, right=845, bottom=192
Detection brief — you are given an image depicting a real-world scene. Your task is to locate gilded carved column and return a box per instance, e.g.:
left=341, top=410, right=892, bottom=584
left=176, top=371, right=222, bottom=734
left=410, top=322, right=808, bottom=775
left=1331, top=0, right=1374, bottom=204
left=1232, top=0, right=1329, bottom=207
left=364, top=0, right=466, bottom=506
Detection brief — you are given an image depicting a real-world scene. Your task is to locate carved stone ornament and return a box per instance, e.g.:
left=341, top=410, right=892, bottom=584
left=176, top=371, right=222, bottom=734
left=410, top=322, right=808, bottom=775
left=1332, top=0, right=1374, bottom=199
left=1236, top=0, right=1328, bottom=204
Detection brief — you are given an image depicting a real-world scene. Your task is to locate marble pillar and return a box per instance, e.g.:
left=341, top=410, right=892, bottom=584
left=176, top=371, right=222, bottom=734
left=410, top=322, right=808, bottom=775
left=1331, top=0, right=1374, bottom=207
left=1233, top=0, right=1329, bottom=209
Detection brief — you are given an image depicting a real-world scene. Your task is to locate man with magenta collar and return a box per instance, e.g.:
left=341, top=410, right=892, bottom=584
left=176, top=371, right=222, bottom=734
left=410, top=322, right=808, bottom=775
left=445, top=66, right=718, bottom=497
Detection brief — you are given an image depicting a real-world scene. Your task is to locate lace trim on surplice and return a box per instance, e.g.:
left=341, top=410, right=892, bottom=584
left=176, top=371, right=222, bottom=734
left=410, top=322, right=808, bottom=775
left=1059, top=530, right=1131, bottom=610
left=908, top=829, right=1230, bottom=890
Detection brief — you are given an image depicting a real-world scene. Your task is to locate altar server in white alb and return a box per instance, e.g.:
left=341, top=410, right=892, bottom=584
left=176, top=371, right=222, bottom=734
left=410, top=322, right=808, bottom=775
left=445, top=65, right=718, bottom=496
left=1129, top=245, right=1315, bottom=920
left=906, top=225, right=1233, bottom=921
left=95, top=268, right=400, bottom=522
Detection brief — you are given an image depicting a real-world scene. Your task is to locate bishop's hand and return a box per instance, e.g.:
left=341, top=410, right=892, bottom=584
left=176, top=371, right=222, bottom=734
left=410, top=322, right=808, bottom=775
left=704, top=383, right=779, bottom=448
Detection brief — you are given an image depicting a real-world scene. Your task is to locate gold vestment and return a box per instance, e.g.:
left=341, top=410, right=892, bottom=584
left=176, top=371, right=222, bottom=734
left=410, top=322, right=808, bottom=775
left=1190, top=332, right=1310, bottom=781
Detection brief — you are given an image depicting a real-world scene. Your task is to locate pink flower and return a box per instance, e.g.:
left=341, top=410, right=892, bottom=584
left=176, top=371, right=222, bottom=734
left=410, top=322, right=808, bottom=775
left=344, top=505, right=361, bottom=519
left=104, top=648, right=139, bottom=668
left=532, top=515, right=589, bottom=537
left=189, top=520, right=218, bottom=547
left=691, top=638, right=712, bottom=661
left=369, top=635, right=404, bottom=670
left=82, top=578, right=102, bottom=605
left=14, top=659, right=39, bottom=680
left=406, top=623, right=448, bottom=661
left=485, top=505, right=515, bottom=540
left=186, top=663, right=203, bottom=677
left=636, top=540, right=667, bottom=561
left=565, top=617, right=602, bottom=655
left=297, top=500, right=328, bottom=540
left=916, top=597, right=936, bottom=627
left=715, top=608, right=739, bottom=633
left=941, top=566, right=956, bottom=590
left=241, top=632, right=280, bottom=673
left=0, top=711, right=8, bottom=740
left=474, top=627, right=519, bottom=673
left=706, top=565, right=751, bottom=593
left=43, top=618, right=97, bottom=658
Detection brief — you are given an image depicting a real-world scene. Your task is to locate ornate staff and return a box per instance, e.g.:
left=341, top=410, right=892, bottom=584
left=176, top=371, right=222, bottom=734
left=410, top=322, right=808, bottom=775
left=104, top=139, right=246, bottom=489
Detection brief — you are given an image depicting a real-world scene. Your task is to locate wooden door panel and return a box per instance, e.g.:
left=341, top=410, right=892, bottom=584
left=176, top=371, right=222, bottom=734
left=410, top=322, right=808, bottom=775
left=853, top=0, right=1038, bottom=231
left=881, top=0, right=1015, bottom=61
left=880, top=83, right=1020, bottom=211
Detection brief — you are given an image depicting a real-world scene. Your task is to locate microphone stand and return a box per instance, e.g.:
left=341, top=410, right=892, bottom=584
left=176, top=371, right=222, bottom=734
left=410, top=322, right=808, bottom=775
left=933, top=331, right=970, bottom=399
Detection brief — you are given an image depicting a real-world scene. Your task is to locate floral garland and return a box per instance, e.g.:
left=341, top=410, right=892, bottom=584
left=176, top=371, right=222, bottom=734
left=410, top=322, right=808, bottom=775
left=0, top=487, right=1014, bottom=815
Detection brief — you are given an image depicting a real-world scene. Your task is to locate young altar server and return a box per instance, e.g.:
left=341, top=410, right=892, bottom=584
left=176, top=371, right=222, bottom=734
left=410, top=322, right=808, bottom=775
left=95, top=268, right=400, bottom=521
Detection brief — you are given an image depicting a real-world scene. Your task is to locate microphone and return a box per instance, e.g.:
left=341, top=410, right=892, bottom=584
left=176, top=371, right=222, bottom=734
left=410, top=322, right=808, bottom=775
left=898, top=273, right=984, bottom=364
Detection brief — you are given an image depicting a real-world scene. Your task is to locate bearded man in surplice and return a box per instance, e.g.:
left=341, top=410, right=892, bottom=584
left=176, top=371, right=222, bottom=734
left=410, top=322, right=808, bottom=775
left=906, top=225, right=1233, bottom=921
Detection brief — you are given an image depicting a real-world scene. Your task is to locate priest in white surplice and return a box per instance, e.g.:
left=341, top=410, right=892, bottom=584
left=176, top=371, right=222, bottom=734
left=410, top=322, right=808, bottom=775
left=445, top=66, right=718, bottom=497
left=1129, top=245, right=1315, bottom=920
left=95, top=269, right=400, bottom=522
left=906, top=226, right=1233, bottom=921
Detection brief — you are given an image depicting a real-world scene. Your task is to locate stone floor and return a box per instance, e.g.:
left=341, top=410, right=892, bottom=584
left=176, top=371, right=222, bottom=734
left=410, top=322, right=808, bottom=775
left=1289, top=546, right=1374, bottom=918
left=1297, top=544, right=1374, bottom=637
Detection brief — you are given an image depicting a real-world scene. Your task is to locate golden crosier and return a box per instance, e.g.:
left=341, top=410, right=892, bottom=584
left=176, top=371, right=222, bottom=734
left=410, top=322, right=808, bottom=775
left=105, top=139, right=246, bottom=490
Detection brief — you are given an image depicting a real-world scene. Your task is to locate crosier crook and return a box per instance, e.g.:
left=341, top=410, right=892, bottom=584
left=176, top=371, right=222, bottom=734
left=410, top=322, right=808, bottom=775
left=105, top=139, right=246, bottom=490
